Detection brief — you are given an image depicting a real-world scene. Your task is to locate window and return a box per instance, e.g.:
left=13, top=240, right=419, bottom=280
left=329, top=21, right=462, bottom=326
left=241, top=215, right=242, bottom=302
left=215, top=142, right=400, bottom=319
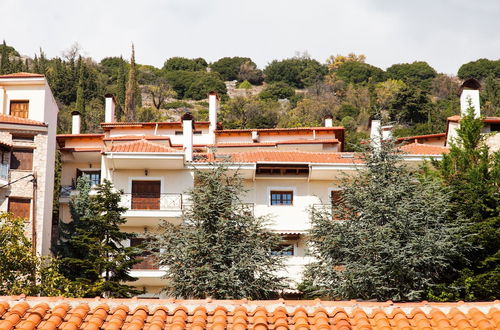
left=490, top=123, right=500, bottom=132
left=256, top=164, right=309, bottom=176
left=10, top=100, right=29, bottom=118
left=10, top=149, right=33, bottom=170
left=76, top=169, right=101, bottom=186
left=331, top=190, right=342, bottom=206
left=270, top=190, right=293, bottom=206
left=8, top=198, right=31, bottom=220
left=130, top=238, right=158, bottom=269
left=12, top=134, right=35, bottom=142
left=271, top=244, right=294, bottom=256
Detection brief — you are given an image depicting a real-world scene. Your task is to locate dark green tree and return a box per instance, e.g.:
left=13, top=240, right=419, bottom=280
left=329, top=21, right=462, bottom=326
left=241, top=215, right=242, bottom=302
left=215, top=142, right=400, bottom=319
left=55, top=177, right=141, bottom=297
left=429, top=105, right=500, bottom=300
left=163, top=57, right=207, bottom=72
left=259, top=82, right=295, bottom=100
left=210, top=57, right=254, bottom=81
left=457, top=58, right=500, bottom=80
left=264, top=57, right=327, bottom=88
left=335, top=61, right=386, bottom=84
left=75, top=58, right=86, bottom=130
left=125, top=44, right=139, bottom=121
left=184, top=72, right=227, bottom=100
left=0, top=40, right=11, bottom=75
left=116, top=58, right=127, bottom=120
left=150, top=163, right=286, bottom=299
left=387, top=61, right=437, bottom=90
left=302, top=142, right=465, bottom=301
left=390, top=86, right=430, bottom=124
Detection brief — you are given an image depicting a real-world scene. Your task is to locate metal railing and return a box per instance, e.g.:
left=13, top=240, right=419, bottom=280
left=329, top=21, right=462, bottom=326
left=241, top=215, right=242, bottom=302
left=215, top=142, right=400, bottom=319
left=121, top=193, right=183, bottom=211
left=60, top=185, right=74, bottom=198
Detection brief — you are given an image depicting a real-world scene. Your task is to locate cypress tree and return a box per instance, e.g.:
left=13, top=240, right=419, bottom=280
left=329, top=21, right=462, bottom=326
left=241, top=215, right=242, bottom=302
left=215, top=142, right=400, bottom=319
left=55, top=177, right=141, bottom=297
left=116, top=57, right=127, bottom=121
left=75, top=58, right=85, bottom=131
left=125, top=44, right=138, bottom=121
left=0, top=40, right=10, bottom=75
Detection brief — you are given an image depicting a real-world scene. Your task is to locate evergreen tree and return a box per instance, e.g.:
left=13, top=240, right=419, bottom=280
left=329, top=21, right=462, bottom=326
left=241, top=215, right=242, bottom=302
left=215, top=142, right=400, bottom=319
left=429, top=105, right=500, bottom=300
left=116, top=56, right=127, bottom=120
left=302, top=141, right=466, bottom=301
left=55, top=177, right=141, bottom=297
left=0, top=40, right=11, bottom=74
left=125, top=44, right=138, bottom=121
left=150, top=163, right=286, bottom=299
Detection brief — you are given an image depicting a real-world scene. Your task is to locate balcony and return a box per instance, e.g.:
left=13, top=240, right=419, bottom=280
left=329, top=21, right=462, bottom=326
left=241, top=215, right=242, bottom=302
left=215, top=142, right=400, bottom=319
left=121, top=193, right=184, bottom=227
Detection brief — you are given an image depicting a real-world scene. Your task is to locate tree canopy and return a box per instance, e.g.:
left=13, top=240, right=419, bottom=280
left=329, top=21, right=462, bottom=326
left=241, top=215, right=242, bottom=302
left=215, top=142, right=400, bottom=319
left=334, top=61, right=386, bottom=84
left=264, top=57, right=327, bottom=88
left=457, top=58, right=500, bottom=80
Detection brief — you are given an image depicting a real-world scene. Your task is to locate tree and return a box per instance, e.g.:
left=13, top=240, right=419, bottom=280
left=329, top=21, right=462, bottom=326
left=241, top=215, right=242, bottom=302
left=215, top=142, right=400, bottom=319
left=0, top=40, right=11, bottom=75
left=334, top=61, right=386, bottom=84
left=220, top=97, right=282, bottom=129
left=210, top=57, right=256, bottom=81
left=237, top=60, right=264, bottom=85
left=326, top=53, right=366, bottom=71
left=54, top=176, right=141, bottom=297
left=125, top=44, right=139, bottom=121
left=428, top=105, right=500, bottom=300
left=386, top=61, right=437, bottom=90
left=150, top=163, right=286, bottom=299
left=0, top=213, right=86, bottom=297
left=259, top=82, right=295, bottom=100
left=302, top=141, right=465, bottom=301
left=163, top=57, right=207, bottom=72
left=457, top=58, right=500, bottom=80
left=184, top=72, right=227, bottom=100
left=75, top=58, right=85, bottom=129
left=144, top=76, right=176, bottom=110
left=390, top=85, right=430, bottom=124
left=264, top=57, right=327, bottom=88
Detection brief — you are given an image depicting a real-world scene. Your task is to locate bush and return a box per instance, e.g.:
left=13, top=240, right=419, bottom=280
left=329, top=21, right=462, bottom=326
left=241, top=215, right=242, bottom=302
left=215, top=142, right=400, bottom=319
left=163, top=101, right=193, bottom=109
left=165, top=71, right=227, bottom=100
left=163, top=57, right=207, bottom=72
left=238, top=80, right=252, bottom=89
left=210, top=57, right=255, bottom=81
left=259, top=82, right=295, bottom=100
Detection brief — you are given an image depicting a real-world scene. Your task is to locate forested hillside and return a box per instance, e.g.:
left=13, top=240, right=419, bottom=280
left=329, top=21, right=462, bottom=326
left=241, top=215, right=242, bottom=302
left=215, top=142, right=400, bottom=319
left=1, top=41, right=499, bottom=150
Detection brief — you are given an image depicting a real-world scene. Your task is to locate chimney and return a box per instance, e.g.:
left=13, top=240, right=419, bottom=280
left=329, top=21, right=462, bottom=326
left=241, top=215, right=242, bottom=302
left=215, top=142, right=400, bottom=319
left=182, top=112, right=194, bottom=162
left=251, top=130, right=259, bottom=142
left=381, top=125, right=393, bottom=141
left=370, top=119, right=381, bottom=150
left=324, top=115, right=333, bottom=128
left=71, top=111, right=81, bottom=134
left=105, top=93, right=116, bottom=122
left=459, top=79, right=481, bottom=118
left=208, top=92, right=218, bottom=143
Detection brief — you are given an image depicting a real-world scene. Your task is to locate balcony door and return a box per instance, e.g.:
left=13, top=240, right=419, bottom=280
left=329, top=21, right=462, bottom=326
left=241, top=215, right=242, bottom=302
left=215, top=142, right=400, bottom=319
left=131, top=180, right=160, bottom=210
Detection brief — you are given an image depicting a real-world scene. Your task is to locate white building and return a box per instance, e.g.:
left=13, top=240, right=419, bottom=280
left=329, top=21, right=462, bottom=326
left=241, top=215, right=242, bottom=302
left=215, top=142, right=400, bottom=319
left=56, top=92, right=447, bottom=296
left=0, top=72, right=59, bottom=255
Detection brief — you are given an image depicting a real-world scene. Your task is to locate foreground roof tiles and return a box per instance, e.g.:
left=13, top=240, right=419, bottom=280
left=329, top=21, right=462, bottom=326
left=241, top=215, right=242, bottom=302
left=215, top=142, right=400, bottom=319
left=399, top=143, right=450, bottom=155
left=0, top=114, right=47, bottom=127
left=0, top=297, right=498, bottom=329
left=198, top=151, right=362, bottom=164
left=106, top=139, right=181, bottom=153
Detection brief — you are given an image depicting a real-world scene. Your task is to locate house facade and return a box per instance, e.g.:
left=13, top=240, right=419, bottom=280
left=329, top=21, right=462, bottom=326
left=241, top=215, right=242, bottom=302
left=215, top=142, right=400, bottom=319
left=56, top=92, right=447, bottom=296
left=0, top=73, right=59, bottom=255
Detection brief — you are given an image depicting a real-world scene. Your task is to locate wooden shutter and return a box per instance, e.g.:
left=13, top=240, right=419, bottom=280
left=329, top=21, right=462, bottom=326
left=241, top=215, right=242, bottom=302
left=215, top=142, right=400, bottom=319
left=10, top=149, right=33, bottom=170
left=131, top=181, right=161, bottom=210
left=8, top=198, right=31, bottom=220
left=10, top=101, right=29, bottom=118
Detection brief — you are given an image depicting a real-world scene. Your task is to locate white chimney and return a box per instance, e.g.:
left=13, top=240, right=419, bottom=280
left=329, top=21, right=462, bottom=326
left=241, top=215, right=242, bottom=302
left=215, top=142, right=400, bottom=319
left=459, top=79, right=481, bottom=118
left=325, top=116, right=333, bottom=128
left=381, top=125, right=393, bottom=141
left=251, top=130, right=259, bottom=142
left=370, top=119, right=381, bottom=150
left=105, top=94, right=116, bottom=122
left=208, top=92, right=218, bottom=143
left=182, top=112, right=194, bottom=162
left=71, top=111, right=81, bottom=134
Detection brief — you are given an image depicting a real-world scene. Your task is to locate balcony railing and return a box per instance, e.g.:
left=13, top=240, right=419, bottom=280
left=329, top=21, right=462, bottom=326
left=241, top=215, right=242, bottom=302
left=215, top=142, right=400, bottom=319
left=121, top=193, right=183, bottom=211
left=60, top=185, right=74, bottom=198
left=132, top=256, right=159, bottom=270
left=312, top=204, right=346, bottom=221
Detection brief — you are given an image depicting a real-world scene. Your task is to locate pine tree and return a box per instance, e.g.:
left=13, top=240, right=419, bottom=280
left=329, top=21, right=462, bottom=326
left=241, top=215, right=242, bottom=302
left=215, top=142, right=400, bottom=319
left=75, top=58, right=86, bottom=130
left=429, top=105, right=500, bottom=300
left=55, top=177, right=141, bottom=297
left=125, top=44, right=138, bottom=121
left=0, top=40, right=11, bottom=75
left=302, top=141, right=466, bottom=301
left=150, top=163, right=286, bottom=299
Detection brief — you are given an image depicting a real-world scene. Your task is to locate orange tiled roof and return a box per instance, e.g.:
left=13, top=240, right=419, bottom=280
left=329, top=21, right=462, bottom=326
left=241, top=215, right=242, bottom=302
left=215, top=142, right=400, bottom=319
left=0, top=114, right=46, bottom=127
left=106, top=139, right=181, bottom=153
left=0, top=297, right=498, bottom=329
left=101, top=121, right=211, bottom=129
left=197, top=151, right=362, bottom=164
left=447, top=115, right=500, bottom=123
left=215, top=139, right=340, bottom=148
left=400, top=143, right=450, bottom=155
left=215, top=127, right=344, bottom=134
left=0, top=72, right=44, bottom=79
left=397, top=133, right=446, bottom=142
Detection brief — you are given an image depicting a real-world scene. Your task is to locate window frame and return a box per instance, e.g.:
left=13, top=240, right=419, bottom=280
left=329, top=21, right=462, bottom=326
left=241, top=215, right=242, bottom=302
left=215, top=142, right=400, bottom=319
left=8, top=197, right=31, bottom=220
left=10, top=148, right=34, bottom=171
left=76, top=169, right=101, bottom=187
left=9, top=100, right=30, bottom=118
left=268, top=187, right=296, bottom=206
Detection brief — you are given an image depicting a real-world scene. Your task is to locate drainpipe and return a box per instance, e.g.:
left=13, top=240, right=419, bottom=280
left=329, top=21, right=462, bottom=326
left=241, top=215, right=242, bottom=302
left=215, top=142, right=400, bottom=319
left=31, top=173, right=37, bottom=255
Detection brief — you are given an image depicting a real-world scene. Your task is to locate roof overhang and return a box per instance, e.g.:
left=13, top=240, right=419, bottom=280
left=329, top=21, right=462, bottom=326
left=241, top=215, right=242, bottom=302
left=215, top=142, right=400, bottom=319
left=105, top=152, right=185, bottom=169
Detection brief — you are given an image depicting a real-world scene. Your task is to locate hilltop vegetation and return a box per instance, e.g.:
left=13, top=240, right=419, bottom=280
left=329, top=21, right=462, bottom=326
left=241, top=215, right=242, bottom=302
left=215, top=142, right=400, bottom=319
left=1, top=41, right=499, bottom=150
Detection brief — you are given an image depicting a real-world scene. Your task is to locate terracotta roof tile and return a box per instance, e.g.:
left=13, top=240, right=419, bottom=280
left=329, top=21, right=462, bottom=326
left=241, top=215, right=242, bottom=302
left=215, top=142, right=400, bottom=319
left=215, top=126, right=344, bottom=133
left=397, top=132, right=446, bottom=142
left=399, top=142, right=450, bottom=155
left=0, top=297, right=498, bottom=329
left=0, top=72, right=44, bottom=79
left=215, top=139, right=340, bottom=148
left=0, top=114, right=46, bottom=127
left=448, top=115, right=500, bottom=123
left=106, top=139, right=182, bottom=153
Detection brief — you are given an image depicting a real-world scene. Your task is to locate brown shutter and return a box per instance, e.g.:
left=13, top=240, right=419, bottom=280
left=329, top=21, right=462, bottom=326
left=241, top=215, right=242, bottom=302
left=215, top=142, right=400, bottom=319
left=10, top=149, right=33, bottom=170
left=10, top=101, right=29, bottom=118
left=8, top=198, right=31, bottom=220
left=131, top=181, right=161, bottom=210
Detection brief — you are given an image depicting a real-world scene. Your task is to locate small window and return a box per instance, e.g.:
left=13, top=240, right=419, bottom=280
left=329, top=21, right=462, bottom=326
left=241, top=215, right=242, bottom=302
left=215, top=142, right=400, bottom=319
left=271, top=244, right=294, bottom=256
left=8, top=198, right=31, bottom=220
left=194, top=130, right=202, bottom=135
left=270, top=190, right=293, bottom=206
left=175, top=131, right=183, bottom=135
left=10, top=100, right=29, bottom=118
left=12, top=134, right=35, bottom=142
left=77, top=169, right=101, bottom=186
left=10, top=149, right=33, bottom=170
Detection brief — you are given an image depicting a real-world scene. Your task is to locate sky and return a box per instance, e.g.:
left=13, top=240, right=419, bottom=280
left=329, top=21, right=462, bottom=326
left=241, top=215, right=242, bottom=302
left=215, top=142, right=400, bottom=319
left=1, top=0, right=499, bottom=75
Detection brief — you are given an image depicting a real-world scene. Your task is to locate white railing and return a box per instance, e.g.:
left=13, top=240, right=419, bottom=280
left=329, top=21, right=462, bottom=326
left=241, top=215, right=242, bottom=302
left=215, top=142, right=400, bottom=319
left=121, top=193, right=183, bottom=211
